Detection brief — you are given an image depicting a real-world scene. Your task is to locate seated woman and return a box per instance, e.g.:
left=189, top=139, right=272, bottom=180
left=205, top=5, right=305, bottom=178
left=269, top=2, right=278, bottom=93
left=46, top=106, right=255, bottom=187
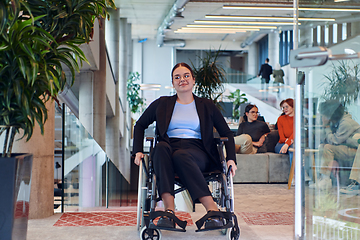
left=132, top=62, right=237, bottom=229
left=235, top=104, right=270, bottom=154
left=275, top=98, right=294, bottom=165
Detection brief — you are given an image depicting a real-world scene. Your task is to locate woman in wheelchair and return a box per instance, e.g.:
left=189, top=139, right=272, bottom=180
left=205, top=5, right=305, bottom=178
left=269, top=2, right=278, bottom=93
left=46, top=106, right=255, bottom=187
left=133, top=62, right=237, bottom=232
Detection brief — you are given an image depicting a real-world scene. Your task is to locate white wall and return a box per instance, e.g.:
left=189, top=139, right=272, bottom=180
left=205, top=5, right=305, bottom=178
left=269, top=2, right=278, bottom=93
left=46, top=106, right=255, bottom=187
left=141, top=39, right=173, bottom=105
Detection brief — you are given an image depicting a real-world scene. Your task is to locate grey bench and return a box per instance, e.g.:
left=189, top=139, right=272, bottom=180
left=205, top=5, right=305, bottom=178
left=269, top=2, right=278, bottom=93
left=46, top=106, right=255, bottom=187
left=233, top=153, right=291, bottom=183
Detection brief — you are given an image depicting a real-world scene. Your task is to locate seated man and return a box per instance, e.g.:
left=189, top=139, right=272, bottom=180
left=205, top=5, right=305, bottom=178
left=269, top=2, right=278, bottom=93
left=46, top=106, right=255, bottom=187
left=309, top=100, right=360, bottom=190
left=235, top=104, right=270, bottom=154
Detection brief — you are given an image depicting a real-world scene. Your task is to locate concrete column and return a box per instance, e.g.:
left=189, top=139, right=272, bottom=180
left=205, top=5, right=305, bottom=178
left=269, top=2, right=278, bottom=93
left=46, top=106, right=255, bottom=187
left=268, top=32, right=279, bottom=68
left=119, top=18, right=127, bottom=117
left=313, top=27, right=318, bottom=46
left=329, top=25, right=333, bottom=46
left=247, top=43, right=258, bottom=77
left=92, top=18, right=107, bottom=149
left=320, top=26, right=325, bottom=46
left=127, top=23, right=133, bottom=75
left=79, top=71, right=94, bottom=136
left=10, top=101, right=55, bottom=219
left=347, top=22, right=351, bottom=38
left=126, top=22, right=132, bottom=149
left=337, top=23, right=343, bottom=43
left=116, top=18, right=131, bottom=182
left=351, top=21, right=360, bottom=37
left=106, top=9, right=120, bottom=173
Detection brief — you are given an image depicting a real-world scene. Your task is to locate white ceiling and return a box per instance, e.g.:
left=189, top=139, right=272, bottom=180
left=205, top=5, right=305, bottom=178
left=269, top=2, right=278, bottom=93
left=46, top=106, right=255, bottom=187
left=114, top=0, right=360, bottom=45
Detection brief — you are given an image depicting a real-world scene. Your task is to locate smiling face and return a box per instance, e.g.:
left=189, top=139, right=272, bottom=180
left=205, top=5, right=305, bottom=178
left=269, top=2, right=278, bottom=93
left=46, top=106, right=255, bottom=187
left=172, top=66, right=195, bottom=93
left=245, top=106, right=259, bottom=122
left=282, top=102, right=294, bottom=116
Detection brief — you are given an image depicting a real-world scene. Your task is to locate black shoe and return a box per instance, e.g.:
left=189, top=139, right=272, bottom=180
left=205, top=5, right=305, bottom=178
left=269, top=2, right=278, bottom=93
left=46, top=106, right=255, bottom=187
left=157, top=210, right=175, bottom=228
left=204, top=211, right=225, bottom=229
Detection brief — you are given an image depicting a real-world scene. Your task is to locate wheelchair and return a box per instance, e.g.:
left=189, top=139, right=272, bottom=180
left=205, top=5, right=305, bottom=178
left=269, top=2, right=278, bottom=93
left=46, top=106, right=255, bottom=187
left=136, top=137, right=240, bottom=240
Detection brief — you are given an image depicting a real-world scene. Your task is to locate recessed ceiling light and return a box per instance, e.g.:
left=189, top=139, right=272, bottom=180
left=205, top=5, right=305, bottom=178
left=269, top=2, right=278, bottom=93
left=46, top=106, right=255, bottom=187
left=187, top=24, right=277, bottom=29
left=223, top=5, right=360, bottom=12
left=205, top=15, right=335, bottom=22
left=194, top=20, right=300, bottom=25
left=174, top=27, right=260, bottom=34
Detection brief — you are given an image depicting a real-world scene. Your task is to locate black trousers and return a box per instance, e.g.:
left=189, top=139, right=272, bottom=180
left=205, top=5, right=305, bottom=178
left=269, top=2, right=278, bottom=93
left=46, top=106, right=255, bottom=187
left=152, top=138, right=217, bottom=202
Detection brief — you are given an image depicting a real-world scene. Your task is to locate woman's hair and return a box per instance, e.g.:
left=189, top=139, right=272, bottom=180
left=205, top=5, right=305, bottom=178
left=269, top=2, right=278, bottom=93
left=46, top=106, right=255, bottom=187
left=283, top=98, right=294, bottom=108
left=243, top=104, right=258, bottom=122
left=279, top=100, right=286, bottom=108
left=318, top=100, right=345, bottom=122
left=171, top=62, right=194, bottom=80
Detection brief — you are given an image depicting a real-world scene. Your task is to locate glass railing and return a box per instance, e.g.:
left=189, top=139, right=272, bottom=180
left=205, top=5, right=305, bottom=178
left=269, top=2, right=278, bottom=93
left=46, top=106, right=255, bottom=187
left=222, top=67, right=294, bottom=125
left=55, top=104, right=130, bottom=212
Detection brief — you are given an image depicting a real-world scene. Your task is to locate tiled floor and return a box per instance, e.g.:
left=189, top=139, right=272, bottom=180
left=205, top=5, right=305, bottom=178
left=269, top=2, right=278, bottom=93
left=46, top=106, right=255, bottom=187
left=27, top=184, right=294, bottom=240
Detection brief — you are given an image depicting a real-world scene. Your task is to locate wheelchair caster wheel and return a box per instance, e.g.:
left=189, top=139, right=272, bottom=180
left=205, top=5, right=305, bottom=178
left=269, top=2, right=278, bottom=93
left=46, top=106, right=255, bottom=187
left=226, top=225, right=240, bottom=240
left=140, top=226, right=161, bottom=240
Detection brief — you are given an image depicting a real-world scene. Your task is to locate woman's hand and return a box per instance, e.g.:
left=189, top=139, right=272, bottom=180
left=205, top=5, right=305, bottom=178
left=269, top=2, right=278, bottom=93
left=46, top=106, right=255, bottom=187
left=227, top=160, right=237, bottom=177
left=134, top=152, right=144, bottom=166
left=279, top=143, right=289, bottom=154
left=253, top=135, right=266, bottom=147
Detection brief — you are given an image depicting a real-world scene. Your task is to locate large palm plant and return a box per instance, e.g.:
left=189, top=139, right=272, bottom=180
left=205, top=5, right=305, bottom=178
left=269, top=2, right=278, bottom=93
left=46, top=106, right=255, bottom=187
left=0, top=0, right=115, bottom=156
left=191, top=49, right=226, bottom=107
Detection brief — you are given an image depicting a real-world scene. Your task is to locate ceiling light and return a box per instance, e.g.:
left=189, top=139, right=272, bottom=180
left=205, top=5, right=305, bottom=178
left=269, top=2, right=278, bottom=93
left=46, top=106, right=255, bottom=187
left=174, top=27, right=261, bottom=34
left=140, top=84, right=161, bottom=88
left=182, top=27, right=259, bottom=31
left=205, top=15, right=335, bottom=22
left=187, top=24, right=277, bottom=29
left=140, top=87, right=160, bottom=91
left=194, top=20, right=299, bottom=25
left=175, top=29, right=238, bottom=34
left=223, top=6, right=360, bottom=12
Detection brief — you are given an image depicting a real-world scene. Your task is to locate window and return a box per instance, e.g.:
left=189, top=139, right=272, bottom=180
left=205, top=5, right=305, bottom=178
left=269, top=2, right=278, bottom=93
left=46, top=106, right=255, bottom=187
left=279, top=30, right=293, bottom=66
left=258, top=35, right=268, bottom=69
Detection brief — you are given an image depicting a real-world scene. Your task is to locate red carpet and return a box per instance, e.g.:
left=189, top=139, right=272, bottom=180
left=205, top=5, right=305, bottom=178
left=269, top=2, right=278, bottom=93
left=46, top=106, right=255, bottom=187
left=239, top=212, right=294, bottom=225
left=54, top=211, right=193, bottom=227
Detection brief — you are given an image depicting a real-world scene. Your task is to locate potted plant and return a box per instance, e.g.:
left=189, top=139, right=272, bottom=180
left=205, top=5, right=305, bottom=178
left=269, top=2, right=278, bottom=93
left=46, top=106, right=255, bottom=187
left=227, top=89, right=248, bottom=121
left=322, top=60, right=360, bottom=106
left=127, top=72, right=146, bottom=114
left=0, top=0, right=115, bottom=238
left=190, top=49, right=227, bottom=108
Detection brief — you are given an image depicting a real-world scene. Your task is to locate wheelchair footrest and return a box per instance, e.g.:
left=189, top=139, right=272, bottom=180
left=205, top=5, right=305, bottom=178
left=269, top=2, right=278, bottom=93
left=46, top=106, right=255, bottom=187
left=195, top=211, right=233, bottom=232
left=149, top=210, right=187, bottom=232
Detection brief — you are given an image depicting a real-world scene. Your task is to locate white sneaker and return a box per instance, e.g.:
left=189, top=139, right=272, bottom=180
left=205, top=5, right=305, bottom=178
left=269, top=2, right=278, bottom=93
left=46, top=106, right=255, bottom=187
left=308, top=177, right=332, bottom=190
left=340, top=182, right=360, bottom=195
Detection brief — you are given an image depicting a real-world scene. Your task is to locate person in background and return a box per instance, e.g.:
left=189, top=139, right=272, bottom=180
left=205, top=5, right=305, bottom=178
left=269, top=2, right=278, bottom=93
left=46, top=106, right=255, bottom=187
left=275, top=98, right=294, bottom=166
left=235, top=104, right=270, bottom=154
left=258, top=58, right=273, bottom=84
left=272, top=63, right=284, bottom=84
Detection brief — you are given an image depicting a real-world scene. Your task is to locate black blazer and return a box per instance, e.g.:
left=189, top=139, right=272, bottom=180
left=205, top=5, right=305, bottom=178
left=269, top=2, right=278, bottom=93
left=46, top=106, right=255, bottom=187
left=133, top=94, right=236, bottom=169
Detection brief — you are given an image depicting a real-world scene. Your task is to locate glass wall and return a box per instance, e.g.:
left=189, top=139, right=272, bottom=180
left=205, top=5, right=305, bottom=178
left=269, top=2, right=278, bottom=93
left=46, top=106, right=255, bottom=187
left=56, top=104, right=131, bottom=212
left=295, top=1, right=360, bottom=239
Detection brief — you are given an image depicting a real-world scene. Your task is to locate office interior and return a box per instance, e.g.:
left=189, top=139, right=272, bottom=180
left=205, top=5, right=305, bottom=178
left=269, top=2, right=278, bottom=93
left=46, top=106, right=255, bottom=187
left=5, top=1, right=360, bottom=239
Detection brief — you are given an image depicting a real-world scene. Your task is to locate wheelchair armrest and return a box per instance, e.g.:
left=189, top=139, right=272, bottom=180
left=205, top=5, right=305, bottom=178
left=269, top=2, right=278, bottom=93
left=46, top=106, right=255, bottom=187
left=215, top=137, right=228, bottom=145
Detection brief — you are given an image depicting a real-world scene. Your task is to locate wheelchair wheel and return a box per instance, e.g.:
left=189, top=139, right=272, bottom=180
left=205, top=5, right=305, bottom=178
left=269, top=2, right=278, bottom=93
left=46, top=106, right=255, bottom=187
left=226, top=224, right=240, bottom=240
left=140, top=226, right=162, bottom=240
